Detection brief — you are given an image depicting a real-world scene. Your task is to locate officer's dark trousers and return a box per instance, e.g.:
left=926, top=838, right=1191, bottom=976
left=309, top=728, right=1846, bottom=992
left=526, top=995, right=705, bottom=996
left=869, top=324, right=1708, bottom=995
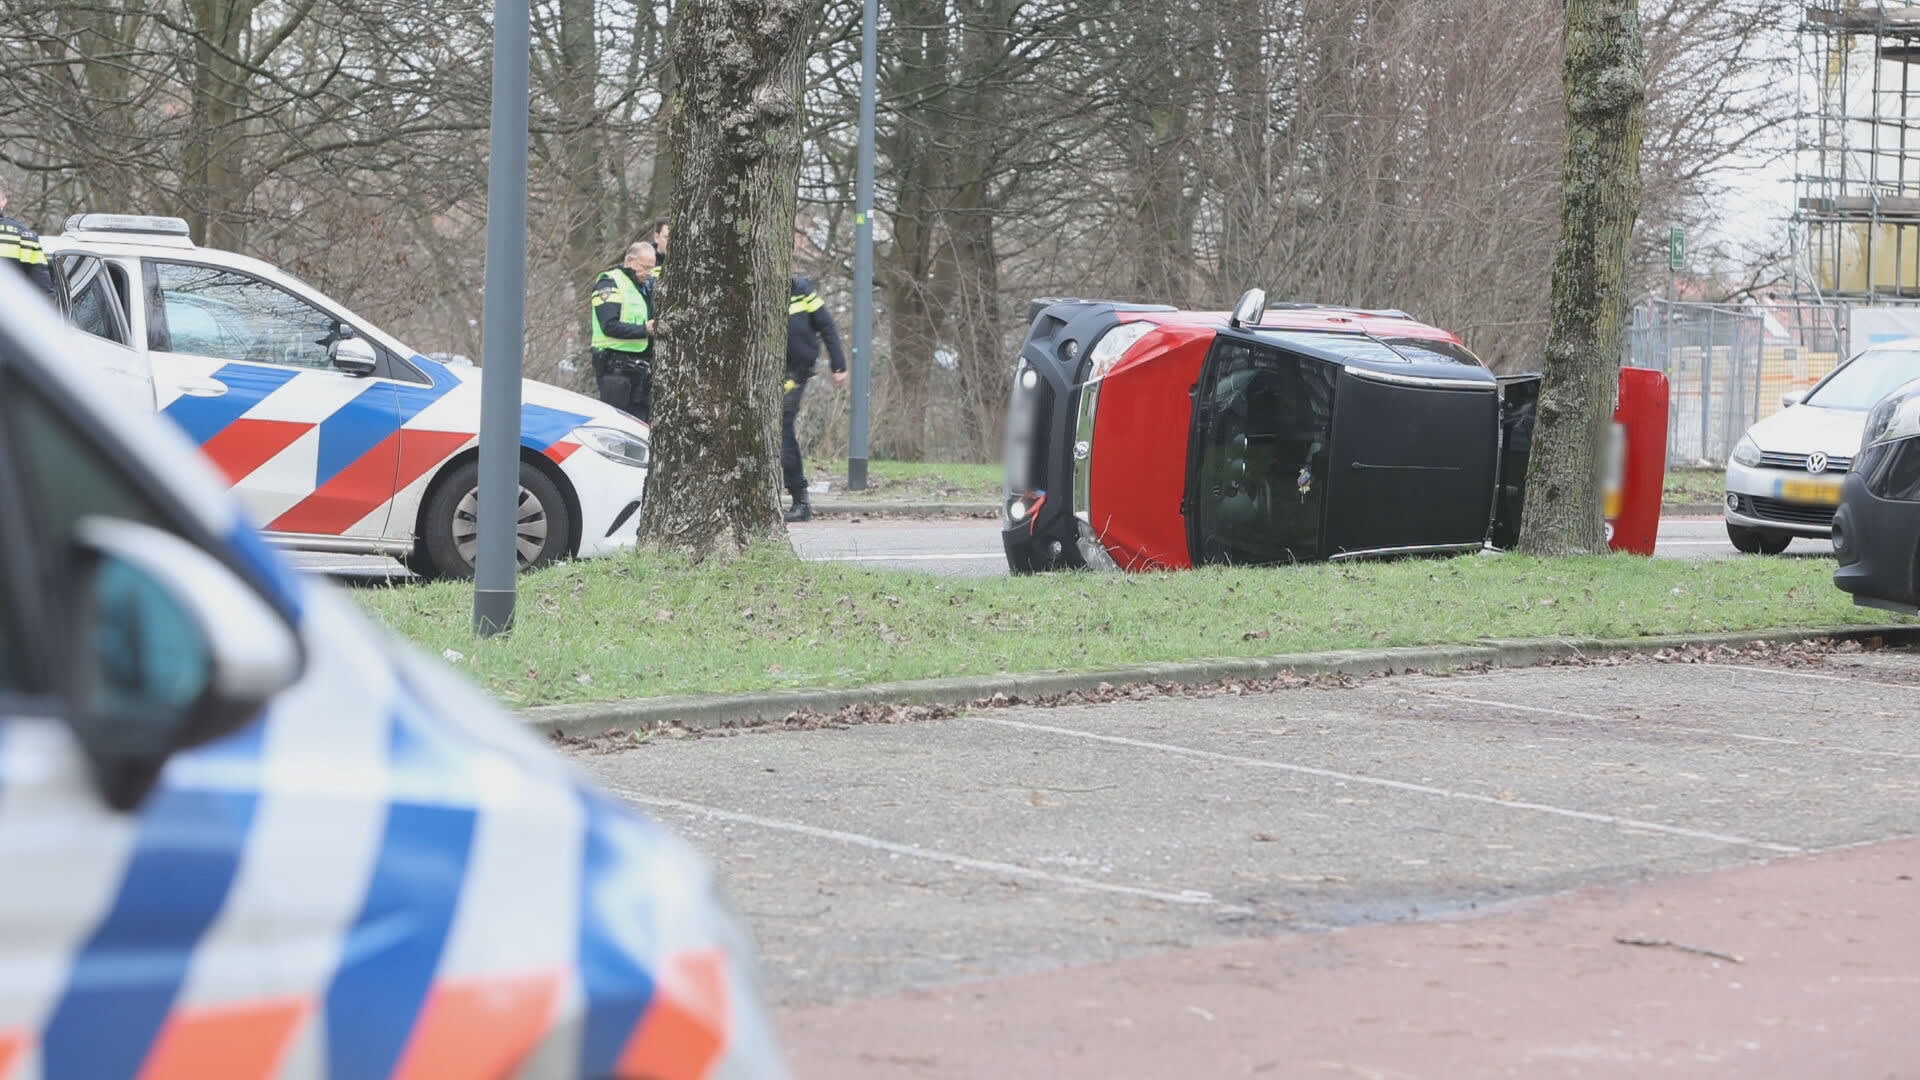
left=781, top=377, right=808, bottom=497
left=594, top=353, right=652, bottom=424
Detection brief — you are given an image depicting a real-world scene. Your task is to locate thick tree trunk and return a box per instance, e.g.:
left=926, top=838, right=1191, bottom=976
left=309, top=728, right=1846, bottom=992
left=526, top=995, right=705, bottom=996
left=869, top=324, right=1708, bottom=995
left=183, top=0, right=255, bottom=250
left=557, top=0, right=606, bottom=296
left=1518, top=0, right=1645, bottom=556
left=637, top=0, right=816, bottom=558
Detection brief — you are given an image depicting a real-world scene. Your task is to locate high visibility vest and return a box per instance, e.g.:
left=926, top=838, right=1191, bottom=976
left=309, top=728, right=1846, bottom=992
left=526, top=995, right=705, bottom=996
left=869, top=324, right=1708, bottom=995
left=788, top=290, right=824, bottom=317
left=590, top=269, right=651, bottom=354
left=0, top=219, right=47, bottom=270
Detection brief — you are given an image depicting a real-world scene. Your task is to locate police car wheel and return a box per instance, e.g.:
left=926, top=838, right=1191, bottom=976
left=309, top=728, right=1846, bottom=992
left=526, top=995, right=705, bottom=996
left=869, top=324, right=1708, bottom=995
left=419, top=460, right=572, bottom=580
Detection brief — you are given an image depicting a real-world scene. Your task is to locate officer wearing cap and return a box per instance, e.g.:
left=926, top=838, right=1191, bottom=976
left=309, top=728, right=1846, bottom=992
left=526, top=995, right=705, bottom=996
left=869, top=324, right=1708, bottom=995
left=0, top=179, right=54, bottom=301
left=589, top=241, right=658, bottom=422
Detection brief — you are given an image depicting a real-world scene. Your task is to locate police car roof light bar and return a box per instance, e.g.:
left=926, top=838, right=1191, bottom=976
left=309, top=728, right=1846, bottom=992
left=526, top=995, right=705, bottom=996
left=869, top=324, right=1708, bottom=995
left=62, top=213, right=195, bottom=240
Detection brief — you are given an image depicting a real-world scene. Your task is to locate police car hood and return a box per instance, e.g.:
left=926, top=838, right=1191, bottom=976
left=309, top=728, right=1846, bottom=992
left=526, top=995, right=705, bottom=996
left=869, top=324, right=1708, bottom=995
left=430, top=357, right=650, bottom=438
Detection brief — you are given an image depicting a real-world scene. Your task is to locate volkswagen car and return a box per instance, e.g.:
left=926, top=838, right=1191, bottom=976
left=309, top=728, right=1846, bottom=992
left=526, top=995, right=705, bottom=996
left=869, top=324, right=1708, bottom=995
left=1725, top=338, right=1920, bottom=554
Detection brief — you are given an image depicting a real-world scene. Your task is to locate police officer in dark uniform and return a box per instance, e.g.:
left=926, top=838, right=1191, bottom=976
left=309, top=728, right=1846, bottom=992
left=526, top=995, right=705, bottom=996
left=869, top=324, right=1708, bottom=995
left=0, top=180, right=54, bottom=301
left=782, top=276, right=848, bottom=522
left=589, top=241, right=657, bottom=422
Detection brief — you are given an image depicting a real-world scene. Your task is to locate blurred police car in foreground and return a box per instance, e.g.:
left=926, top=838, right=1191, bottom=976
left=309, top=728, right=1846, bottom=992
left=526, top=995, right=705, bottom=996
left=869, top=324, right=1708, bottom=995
left=0, top=276, right=782, bottom=1078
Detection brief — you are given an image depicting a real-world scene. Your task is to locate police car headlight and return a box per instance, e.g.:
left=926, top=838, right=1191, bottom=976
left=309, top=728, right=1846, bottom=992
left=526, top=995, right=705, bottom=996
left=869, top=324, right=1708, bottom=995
left=1863, top=380, right=1920, bottom=450
left=575, top=425, right=650, bottom=468
left=1730, top=434, right=1763, bottom=467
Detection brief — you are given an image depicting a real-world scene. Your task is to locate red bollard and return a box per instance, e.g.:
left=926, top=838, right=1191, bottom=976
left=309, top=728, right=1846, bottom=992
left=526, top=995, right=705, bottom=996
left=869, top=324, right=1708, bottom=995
left=1605, top=366, right=1670, bottom=555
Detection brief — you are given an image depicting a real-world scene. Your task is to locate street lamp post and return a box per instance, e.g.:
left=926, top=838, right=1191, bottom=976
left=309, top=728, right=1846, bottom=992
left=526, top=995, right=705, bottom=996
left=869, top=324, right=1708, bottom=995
left=474, top=0, right=529, bottom=636
left=848, top=0, right=877, bottom=491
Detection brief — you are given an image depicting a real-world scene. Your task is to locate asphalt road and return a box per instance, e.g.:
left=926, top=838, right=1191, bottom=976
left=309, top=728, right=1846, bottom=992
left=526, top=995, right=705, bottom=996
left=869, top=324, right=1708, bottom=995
left=292, top=512, right=1832, bottom=582
left=568, top=644, right=1920, bottom=1014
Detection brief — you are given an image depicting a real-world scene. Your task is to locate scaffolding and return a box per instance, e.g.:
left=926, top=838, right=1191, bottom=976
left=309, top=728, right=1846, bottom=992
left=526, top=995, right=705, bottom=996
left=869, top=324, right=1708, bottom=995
left=1794, top=3, right=1920, bottom=303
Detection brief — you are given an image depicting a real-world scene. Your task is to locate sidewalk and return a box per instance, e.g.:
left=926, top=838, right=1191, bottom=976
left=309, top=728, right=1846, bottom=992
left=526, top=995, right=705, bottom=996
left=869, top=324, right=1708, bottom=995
left=779, top=835, right=1920, bottom=1077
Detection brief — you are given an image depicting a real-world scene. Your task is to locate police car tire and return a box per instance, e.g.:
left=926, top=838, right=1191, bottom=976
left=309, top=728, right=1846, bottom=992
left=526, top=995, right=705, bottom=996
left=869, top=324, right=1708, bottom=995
left=419, top=460, right=572, bottom=580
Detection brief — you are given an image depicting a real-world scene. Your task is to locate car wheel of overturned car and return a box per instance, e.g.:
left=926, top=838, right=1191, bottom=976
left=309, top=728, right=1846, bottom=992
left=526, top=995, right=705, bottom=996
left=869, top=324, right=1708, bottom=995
left=1727, top=524, right=1791, bottom=556
left=418, top=460, right=572, bottom=580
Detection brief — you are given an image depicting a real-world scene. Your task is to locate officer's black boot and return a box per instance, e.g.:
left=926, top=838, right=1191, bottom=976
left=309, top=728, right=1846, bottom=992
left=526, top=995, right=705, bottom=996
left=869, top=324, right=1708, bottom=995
left=784, top=490, right=813, bottom=523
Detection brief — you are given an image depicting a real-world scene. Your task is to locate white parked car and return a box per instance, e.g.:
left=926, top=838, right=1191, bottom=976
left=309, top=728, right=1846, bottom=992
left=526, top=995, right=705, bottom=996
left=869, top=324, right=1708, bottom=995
left=1725, top=338, right=1920, bottom=554
left=42, top=214, right=648, bottom=579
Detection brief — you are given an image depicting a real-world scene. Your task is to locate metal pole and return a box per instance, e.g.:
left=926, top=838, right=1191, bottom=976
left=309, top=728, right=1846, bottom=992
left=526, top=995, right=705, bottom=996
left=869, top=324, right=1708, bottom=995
left=848, top=0, right=877, bottom=491
left=474, top=0, right=529, bottom=637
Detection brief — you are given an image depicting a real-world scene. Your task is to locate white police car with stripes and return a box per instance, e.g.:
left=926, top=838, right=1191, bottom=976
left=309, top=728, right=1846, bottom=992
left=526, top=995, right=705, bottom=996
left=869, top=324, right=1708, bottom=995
left=0, top=274, right=782, bottom=1077
left=42, top=214, right=651, bottom=580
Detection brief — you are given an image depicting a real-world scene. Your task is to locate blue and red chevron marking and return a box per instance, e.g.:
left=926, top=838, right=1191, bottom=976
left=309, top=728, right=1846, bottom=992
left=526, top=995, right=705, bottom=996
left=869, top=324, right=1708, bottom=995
left=159, top=356, right=592, bottom=538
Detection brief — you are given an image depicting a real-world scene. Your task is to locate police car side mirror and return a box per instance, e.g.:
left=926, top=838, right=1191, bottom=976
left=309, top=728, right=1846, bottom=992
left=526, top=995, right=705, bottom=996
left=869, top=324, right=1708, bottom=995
left=331, top=335, right=378, bottom=377
left=1781, top=389, right=1806, bottom=409
left=66, top=518, right=302, bottom=812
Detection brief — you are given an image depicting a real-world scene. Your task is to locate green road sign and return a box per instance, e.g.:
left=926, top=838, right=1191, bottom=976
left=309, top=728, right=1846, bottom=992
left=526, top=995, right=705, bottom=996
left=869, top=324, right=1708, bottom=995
left=1668, top=226, right=1685, bottom=272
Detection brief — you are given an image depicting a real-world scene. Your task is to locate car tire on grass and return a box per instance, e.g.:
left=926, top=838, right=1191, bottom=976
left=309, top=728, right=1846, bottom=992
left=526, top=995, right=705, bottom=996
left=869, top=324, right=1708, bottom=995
left=1727, top=524, right=1791, bottom=556
left=417, top=460, right=572, bottom=580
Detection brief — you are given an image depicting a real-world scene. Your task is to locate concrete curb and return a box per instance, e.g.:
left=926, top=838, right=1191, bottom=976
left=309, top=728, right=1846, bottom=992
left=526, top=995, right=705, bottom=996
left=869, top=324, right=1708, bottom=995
left=1664, top=501, right=1723, bottom=517
left=808, top=499, right=998, bottom=518
left=522, top=623, right=1920, bottom=738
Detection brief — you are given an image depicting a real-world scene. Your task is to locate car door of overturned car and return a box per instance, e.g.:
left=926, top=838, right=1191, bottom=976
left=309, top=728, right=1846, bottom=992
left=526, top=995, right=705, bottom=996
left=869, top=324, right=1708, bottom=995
left=1184, top=329, right=1532, bottom=564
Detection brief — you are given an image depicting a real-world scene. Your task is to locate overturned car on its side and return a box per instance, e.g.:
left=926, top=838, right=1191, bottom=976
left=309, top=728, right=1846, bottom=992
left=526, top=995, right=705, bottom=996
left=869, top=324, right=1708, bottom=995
left=1001, top=290, right=1559, bottom=573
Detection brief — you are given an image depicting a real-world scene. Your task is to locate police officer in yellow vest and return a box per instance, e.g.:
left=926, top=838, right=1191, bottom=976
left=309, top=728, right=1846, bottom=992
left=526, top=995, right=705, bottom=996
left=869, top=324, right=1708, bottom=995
left=0, top=179, right=54, bottom=301
left=589, top=241, right=657, bottom=422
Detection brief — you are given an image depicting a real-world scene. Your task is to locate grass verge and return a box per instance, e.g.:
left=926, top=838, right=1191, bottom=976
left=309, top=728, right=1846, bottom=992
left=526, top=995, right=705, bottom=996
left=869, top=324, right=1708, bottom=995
left=354, top=547, right=1883, bottom=708
left=807, top=459, right=1001, bottom=500
left=1664, top=467, right=1723, bottom=508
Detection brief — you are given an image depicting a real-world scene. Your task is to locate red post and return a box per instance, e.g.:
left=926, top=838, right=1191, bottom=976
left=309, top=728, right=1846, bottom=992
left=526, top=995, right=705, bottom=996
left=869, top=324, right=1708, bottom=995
left=1606, top=366, right=1670, bottom=555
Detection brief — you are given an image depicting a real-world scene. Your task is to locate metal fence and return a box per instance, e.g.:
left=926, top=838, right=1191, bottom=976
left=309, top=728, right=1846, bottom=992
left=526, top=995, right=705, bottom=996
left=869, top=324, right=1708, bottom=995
left=1624, top=301, right=1849, bottom=466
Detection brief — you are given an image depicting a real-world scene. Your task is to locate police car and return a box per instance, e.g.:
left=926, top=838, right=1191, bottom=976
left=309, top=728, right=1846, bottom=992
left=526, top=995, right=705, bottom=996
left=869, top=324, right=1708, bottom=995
left=42, top=214, right=650, bottom=580
left=0, top=274, right=784, bottom=1077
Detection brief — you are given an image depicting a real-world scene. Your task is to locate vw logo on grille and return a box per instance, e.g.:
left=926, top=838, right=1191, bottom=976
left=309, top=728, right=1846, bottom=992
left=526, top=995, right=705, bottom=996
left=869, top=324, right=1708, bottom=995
left=1807, top=452, right=1828, bottom=474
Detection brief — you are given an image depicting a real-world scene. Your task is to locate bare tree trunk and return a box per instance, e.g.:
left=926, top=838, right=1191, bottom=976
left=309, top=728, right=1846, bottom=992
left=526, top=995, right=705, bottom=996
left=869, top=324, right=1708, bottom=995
left=1518, top=0, right=1646, bottom=556
left=557, top=0, right=607, bottom=293
left=638, top=0, right=817, bottom=558
left=183, top=0, right=257, bottom=249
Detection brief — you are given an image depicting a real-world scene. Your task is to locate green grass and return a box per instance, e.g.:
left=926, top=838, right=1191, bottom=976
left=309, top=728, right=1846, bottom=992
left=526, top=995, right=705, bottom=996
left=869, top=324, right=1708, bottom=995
left=807, top=459, right=1001, bottom=500
left=354, top=547, right=1884, bottom=708
left=1664, top=467, right=1723, bottom=508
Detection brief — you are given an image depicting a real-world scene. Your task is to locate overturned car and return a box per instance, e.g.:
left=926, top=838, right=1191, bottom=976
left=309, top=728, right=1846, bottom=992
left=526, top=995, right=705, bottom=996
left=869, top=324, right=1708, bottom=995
left=1002, top=291, right=1562, bottom=573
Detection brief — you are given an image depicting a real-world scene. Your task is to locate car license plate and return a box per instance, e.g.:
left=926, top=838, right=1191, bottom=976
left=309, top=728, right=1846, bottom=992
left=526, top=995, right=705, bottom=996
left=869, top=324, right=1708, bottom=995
left=1777, top=475, right=1843, bottom=506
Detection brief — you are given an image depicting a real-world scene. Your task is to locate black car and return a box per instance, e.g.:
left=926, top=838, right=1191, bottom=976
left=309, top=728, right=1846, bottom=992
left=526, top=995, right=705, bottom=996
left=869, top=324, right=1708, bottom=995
left=1834, top=376, right=1920, bottom=613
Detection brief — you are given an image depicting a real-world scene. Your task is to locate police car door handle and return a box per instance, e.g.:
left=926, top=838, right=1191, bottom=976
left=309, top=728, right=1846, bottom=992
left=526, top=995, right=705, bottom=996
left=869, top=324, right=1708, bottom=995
left=178, top=376, right=229, bottom=398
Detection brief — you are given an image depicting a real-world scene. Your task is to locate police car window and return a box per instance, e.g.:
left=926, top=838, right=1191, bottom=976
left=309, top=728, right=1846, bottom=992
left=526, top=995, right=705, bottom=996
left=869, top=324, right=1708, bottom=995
left=147, top=262, right=340, bottom=370
left=2, top=372, right=168, bottom=563
left=58, top=255, right=130, bottom=346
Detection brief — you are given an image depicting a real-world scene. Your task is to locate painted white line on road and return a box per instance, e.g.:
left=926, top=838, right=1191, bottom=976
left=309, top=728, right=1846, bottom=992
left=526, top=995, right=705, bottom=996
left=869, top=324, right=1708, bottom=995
left=1693, top=662, right=1918, bottom=692
left=607, top=787, right=1248, bottom=911
left=1425, top=691, right=1920, bottom=762
left=966, top=716, right=1801, bottom=854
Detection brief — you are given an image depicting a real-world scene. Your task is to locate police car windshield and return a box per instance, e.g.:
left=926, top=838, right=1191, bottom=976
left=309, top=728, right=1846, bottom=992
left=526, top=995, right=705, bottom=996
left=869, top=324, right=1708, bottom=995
left=1806, top=349, right=1920, bottom=411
